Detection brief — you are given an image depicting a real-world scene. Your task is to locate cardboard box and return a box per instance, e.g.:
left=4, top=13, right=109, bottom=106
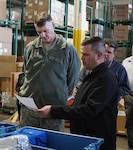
left=86, top=0, right=104, bottom=10
left=0, top=27, right=12, bottom=43
left=113, top=4, right=132, bottom=21
left=24, top=36, right=37, bottom=48
left=35, top=0, right=49, bottom=13
left=0, top=78, right=10, bottom=92
left=0, top=56, right=17, bottom=77
left=17, top=66, right=23, bottom=72
left=88, top=24, right=104, bottom=38
left=0, top=42, right=12, bottom=55
left=117, top=106, right=127, bottom=135
left=0, top=0, right=6, bottom=20
left=0, top=27, right=12, bottom=55
left=113, top=33, right=129, bottom=42
left=55, top=0, right=65, bottom=14
left=86, top=0, right=104, bottom=20
left=25, top=0, right=65, bottom=26
left=86, top=8, right=104, bottom=20
left=25, top=9, right=37, bottom=23
left=115, top=47, right=127, bottom=63
left=51, top=11, right=64, bottom=26
left=113, top=25, right=131, bottom=42
left=0, top=55, right=16, bottom=63
left=0, top=63, right=16, bottom=78
left=114, top=25, right=131, bottom=32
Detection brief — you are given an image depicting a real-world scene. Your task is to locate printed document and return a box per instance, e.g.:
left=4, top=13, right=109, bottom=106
left=14, top=94, right=38, bottom=110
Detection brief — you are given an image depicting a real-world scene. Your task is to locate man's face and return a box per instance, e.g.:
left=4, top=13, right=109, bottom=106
left=105, top=44, right=115, bottom=62
left=34, top=21, right=55, bottom=44
left=81, top=45, right=98, bottom=70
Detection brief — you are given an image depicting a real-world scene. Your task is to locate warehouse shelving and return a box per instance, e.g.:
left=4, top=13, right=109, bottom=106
left=6, top=0, right=133, bottom=60
left=5, top=0, right=114, bottom=56
left=86, top=0, right=113, bottom=38
left=112, top=0, right=133, bottom=62
left=4, top=0, right=24, bottom=55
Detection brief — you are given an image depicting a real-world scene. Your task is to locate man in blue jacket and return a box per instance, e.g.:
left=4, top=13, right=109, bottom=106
left=104, top=38, right=130, bottom=101
left=37, top=37, right=119, bottom=150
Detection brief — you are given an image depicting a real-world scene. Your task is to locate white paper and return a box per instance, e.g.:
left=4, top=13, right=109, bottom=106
left=14, top=94, right=38, bottom=110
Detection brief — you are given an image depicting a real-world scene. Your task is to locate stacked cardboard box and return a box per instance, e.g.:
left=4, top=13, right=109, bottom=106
left=113, top=4, right=133, bottom=63
left=0, top=27, right=12, bottom=55
left=86, top=0, right=104, bottom=20
left=25, top=0, right=66, bottom=26
left=24, top=36, right=37, bottom=48
left=113, top=4, right=132, bottom=21
left=0, top=0, right=6, bottom=20
left=110, top=25, right=131, bottom=63
left=50, top=0, right=65, bottom=26
left=68, top=4, right=74, bottom=27
left=0, top=78, right=10, bottom=93
left=113, top=25, right=131, bottom=42
left=91, top=24, right=104, bottom=38
left=0, top=56, right=17, bottom=93
left=88, top=23, right=113, bottom=38
left=0, top=56, right=17, bottom=78
left=86, top=0, right=108, bottom=38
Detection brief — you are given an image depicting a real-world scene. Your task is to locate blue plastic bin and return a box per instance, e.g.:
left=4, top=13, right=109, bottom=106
left=0, top=122, right=18, bottom=134
left=0, top=126, right=103, bottom=150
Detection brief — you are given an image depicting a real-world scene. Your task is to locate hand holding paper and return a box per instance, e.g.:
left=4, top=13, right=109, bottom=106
left=37, top=105, right=52, bottom=117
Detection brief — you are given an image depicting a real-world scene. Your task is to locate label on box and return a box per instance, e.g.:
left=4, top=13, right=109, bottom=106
left=28, top=15, right=32, bottom=19
left=35, top=0, right=37, bottom=4
left=29, top=3, right=33, bottom=7
left=118, top=111, right=126, bottom=116
left=39, top=2, right=43, bottom=5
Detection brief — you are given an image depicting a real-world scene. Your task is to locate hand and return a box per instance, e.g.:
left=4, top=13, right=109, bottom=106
left=37, top=105, right=52, bottom=117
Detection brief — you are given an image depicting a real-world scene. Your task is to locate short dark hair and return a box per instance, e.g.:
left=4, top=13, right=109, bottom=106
left=34, top=12, right=52, bottom=27
left=104, top=38, right=118, bottom=52
left=81, top=37, right=105, bottom=54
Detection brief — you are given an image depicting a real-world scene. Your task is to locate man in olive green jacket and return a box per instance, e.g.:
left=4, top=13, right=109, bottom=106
left=19, top=12, right=81, bottom=131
